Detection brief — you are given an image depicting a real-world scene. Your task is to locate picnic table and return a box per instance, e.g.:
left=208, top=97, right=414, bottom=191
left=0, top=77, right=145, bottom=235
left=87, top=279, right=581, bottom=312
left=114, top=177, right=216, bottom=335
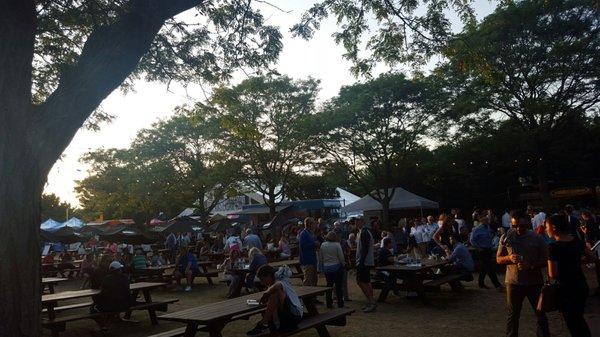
left=133, top=264, right=176, bottom=282
left=42, top=282, right=177, bottom=337
left=42, top=259, right=83, bottom=277
left=41, top=281, right=167, bottom=320
left=374, top=259, right=456, bottom=302
left=157, top=286, right=335, bottom=337
left=42, top=277, right=68, bottom=294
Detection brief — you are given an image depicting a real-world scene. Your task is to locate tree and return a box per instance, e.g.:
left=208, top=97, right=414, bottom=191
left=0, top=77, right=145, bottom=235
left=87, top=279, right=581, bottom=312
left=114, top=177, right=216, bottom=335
left=77, top=109, right=241, bottom=225
left=1, top=1, right=282, bottom=334
left=318, top=73, right=434, bottom=227
left=208, top=76, right=320, bottom=218
left=40, top=193, right=76, bottom=222
left=441, top=0, right=600, bottom=207
left=291, top=0, right=476, bottom=74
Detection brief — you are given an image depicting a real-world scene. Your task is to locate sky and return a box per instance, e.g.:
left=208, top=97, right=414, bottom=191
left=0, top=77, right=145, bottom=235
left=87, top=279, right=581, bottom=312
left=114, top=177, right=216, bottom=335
left=44, top=0, right=497, bottom=207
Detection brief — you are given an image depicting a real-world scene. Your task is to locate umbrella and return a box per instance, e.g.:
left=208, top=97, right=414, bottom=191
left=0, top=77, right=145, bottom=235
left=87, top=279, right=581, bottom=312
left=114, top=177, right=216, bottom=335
left=40, top=227, right=90, bottom=244
left=98, top=226, right=158, bottom=244
left=160, top=216, right=202, bottom=235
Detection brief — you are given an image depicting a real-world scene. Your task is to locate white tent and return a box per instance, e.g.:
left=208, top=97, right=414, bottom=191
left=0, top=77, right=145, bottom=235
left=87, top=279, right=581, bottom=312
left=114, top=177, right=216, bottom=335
left=335, top=187, right=360, bottom=207
left=341, top=187, right=439, bottom=213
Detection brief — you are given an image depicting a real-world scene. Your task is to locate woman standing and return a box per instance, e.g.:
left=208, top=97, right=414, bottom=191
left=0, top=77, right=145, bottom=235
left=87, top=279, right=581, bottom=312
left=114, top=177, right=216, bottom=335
left=319, top=231, right=346, bottom=308
left=545, top=214, right=591, bottom=337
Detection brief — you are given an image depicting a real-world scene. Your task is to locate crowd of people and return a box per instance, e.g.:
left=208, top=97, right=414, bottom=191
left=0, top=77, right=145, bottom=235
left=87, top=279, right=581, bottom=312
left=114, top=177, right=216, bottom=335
left=40, top=204, right=599, bottom=337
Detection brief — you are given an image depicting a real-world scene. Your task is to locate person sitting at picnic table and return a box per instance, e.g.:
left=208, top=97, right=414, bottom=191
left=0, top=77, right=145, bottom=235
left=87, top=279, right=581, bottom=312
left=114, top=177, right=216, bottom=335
left=375, top=238, right=398, bottom=292
left=225, top=231, right=243, bottom=252
left=218, top=248, right=243, bottom=298
left=247, top=265, right=303, bottom=336
left=246, top=247, right=268, bottom=292
left=433, top=214, right=456, bottom=255
left=91, top=261, right=133, bottom=330
left=132, top=249, right=148, bottom=270
left=319, top=231, right=346, bottom=308
left=278, top=235, right=291, bottom=259
left=244, top=228, right=263, bottom=250
left=174, top=247, right=200, bottom=292
left=42, top=252, right=57, bottom=275
left=59, top=251, right=76, bottom=277
left=150, top=251, right=167, bottom=267
left=90, top=255, right=112, bottom=289
left=80, top=254, right=96, bottom=289
left=444, top=234, right=474, bottom=283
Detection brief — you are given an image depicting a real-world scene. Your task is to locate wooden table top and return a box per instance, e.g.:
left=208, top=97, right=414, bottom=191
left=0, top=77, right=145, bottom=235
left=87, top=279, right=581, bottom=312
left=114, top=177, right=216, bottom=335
left=158, top=286, right=328, bottom=324
left=42, top=277, right=68, bottom=284
left=42, top=282, right=166, bottom=303
left=376, top=259, right=450, bottom=272
left=139, top=264, right=176, bottom=271
left=42, top=259, right=83, bottom=267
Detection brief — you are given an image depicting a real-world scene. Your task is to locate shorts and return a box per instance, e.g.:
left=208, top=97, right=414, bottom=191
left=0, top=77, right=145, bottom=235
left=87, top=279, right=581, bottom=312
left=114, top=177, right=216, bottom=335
left=276, top=296, right=302, bottom=332
left=356, top=265, right=371, bottom=283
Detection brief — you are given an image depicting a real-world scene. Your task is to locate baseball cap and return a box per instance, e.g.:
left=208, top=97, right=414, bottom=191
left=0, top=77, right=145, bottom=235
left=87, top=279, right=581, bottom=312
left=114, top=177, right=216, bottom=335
left=109, top=261, right=124, bottom=271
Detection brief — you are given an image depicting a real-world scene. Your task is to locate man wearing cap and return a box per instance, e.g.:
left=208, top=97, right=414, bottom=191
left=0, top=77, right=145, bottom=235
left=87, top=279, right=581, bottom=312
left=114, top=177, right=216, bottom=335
left=92, top=261, right=132, bottom=316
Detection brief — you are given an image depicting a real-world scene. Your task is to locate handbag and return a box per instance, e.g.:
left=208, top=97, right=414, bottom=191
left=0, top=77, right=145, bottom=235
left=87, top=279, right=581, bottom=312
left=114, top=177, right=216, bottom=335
left=537, top=282, right=559, bottom=312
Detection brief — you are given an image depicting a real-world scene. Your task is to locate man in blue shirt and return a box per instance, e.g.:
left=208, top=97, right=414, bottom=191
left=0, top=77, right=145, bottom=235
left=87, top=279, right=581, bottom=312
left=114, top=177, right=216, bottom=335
left=470, top=215, right=503, bottom=290
left=298, top=217, right=318, bottom=286
left=445, top=234, right=474, bottom=280
left=175, top=248, right=200, bottom=292
left=244, top=229, right=263, bottom=250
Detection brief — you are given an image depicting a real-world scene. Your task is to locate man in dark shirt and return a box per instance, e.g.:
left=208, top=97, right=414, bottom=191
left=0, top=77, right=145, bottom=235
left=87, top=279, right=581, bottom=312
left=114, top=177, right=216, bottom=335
left=93, top=261, right=132, bottom=313
left=497, top=210, right=549, bottom=337
left=376, top=238, right=397, bottom=290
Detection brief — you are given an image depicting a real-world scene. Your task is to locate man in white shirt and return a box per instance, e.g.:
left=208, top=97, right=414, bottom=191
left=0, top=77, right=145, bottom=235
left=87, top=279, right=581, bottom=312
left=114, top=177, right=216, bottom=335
left=424, top=216, right=439, bottom=254
left=531, top=211, right=546, bottom=231
left=502, top=210, right=511, bottom=230
left=410, top=220, right=427, bottom=257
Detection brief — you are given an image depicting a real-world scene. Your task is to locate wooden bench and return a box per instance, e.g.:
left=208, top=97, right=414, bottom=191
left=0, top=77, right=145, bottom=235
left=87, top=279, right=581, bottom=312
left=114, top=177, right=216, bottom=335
left=43, top=299, right=178, bottom=337
left=423, top=274, right=464, bottom=290
left=148, top=309, right=263, bottom=337
left=195, top=271, right=218, bottom=285
left=258, top=308, right=354, bottom=337
left=42, top=301, right=93, bottom=314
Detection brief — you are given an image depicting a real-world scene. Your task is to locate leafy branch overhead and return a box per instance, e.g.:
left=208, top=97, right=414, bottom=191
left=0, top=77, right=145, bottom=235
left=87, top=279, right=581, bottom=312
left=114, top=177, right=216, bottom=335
left=291, top=0, right=476, bottom=75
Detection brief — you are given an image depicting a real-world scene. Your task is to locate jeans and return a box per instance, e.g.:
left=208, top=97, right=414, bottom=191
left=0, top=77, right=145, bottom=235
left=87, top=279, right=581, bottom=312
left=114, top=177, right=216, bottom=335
left=324, top=265, right=344, bottom=308
left=506, top=284, right=550, bottom=337
left=478, top=248, right=501, bottom=288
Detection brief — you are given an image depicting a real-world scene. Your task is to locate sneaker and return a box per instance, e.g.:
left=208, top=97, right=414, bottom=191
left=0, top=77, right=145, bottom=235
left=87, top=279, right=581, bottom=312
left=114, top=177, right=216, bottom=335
left=247, top=323, right=269, bottom=336
left=184, top=286, right=192, bottom=292
left=362, top=303, right=377, bottom=313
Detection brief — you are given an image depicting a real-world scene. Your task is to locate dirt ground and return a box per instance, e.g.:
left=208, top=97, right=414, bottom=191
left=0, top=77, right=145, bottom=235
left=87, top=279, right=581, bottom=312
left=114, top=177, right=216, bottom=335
left=43, top=269, right=600, bottom=337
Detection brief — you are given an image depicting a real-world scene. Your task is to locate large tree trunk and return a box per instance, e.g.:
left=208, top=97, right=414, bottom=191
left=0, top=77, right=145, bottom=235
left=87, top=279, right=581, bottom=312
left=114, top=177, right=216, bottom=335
left=0, top=139, right=45, bottom=336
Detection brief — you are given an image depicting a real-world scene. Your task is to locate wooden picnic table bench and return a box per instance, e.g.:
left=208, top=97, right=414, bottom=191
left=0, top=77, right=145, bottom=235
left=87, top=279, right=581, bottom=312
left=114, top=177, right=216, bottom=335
left=374, top=259, right=461, bottom=302
left=156, top=286, right=349, bottom=337
left=42, top=282, right=175, bottom=337
left=42, top=260, right=83, bottom=278
left=42, top=277, right=68, bottom=293
left=133, top=264, right=177, bottom=282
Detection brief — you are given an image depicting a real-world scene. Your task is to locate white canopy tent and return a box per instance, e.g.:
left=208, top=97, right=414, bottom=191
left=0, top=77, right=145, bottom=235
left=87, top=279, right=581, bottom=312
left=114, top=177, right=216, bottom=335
left=341, top=187, right=439, bottom=213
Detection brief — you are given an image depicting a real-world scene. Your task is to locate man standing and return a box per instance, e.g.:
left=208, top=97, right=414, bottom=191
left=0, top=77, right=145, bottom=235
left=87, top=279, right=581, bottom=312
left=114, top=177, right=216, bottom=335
left=356, top=216, right=376, bottom=313
left=497, top=210, right=549, bottom=337
left=424, top=216, right=439, bottom=254
left=471, top=215, right=503, bottom=291
left=298, top=217, right=318, bottom=286
left=244, top=228, right=263, bottom=250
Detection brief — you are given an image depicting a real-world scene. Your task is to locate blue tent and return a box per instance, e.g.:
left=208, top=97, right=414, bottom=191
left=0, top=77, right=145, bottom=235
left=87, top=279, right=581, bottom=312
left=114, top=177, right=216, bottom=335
left=40, top=219, right=64, bottom=232
left=63, top=217, right=84, bottom=229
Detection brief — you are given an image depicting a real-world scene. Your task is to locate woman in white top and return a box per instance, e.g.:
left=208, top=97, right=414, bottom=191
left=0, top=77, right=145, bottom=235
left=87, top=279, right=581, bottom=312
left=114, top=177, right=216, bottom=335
left=319, top=231, right=346, bottom=308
